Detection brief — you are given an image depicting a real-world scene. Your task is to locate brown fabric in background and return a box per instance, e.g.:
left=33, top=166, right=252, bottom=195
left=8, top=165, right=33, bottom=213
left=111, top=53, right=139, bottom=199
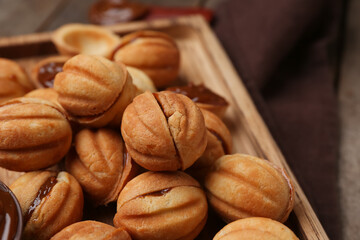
left=214, top=0, right=342, bottom=239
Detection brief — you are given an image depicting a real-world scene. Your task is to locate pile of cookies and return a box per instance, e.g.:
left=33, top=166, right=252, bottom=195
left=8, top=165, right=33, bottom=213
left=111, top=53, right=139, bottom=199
left=0, top=23, right=298, bottom=240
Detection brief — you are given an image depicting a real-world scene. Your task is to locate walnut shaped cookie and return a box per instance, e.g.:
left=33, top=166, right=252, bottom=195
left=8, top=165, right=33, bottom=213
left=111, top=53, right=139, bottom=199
left=205, top=154, right=295, bottom=223
left=0, top=58, right=33, bottom=104
left=10, top=171, right=83, bottom=240
left=112, top=30, right=180, bottom=88
left=0, top=98, right=72, bottom=171
left=114, top=171, right=208, bottom=240
left=121, top=91, right=207, bottom=171
left=54, top=54, right=136, bottom=127
left=66, top=128, right=138, bottom=206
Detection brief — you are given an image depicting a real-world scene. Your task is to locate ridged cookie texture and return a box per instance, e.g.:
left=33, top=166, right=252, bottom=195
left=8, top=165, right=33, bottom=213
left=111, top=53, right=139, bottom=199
left=114, top=171, right=208, bottom=240
left=10, top=171, right=84, bottom=240
left=188, top=109, right=232, bottom=182
left=213, top=217, right=299, bottom=240
left=0, top=97, right=72, bottom=171
left=54, top=54, right=136, bottom=127
left=66, top=128, right=138, bottom=205
left=112, top=30, right=180, bottom=88
left=0, top=58, right=34, bottom=104
left=25, top=88, right=65, bottom=113
left=51, top=221, right=131, bottom=240
left=121, top=91, right=207, bottom=171
left=205, top=154, right=295, bottom=223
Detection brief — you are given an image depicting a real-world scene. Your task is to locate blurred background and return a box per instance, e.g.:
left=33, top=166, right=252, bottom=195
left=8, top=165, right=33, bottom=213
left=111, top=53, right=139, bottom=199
left=0, top=0, right=358, bottom=239
left=0, top=0, right=223, bottom=36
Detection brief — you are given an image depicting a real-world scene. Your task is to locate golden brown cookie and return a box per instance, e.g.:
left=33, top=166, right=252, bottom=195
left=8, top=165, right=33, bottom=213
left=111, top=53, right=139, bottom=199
left=125, top=66, right=157, bottom=95
left=0, top=98, right=72, bottom=171
left=121, top=91, right=207, bottom=171
left=10, top=171, right=83, bottom=240
left=166, top=83, right=229, bottom=118
left=204, top=154, right=294, bottom=223
left=66, top=128, right=139, bottom=205
left=0, top=58, right=34, bottom=104
left=24, top=88, right=64, bottom=111
left=54, top=55, right=136, bottom=127
left=52, top=24, right=121, bottom=58
left=51, top=221, right=131, bottom=240
left=112, top=30, right=180, bottom=88
left=114, top=171, right=207, bottom=240
left=213, top=217, right=299, bottom=240
left=188, top=109, right=232, bottom=182
left=31, top=55, right=70, bottom=88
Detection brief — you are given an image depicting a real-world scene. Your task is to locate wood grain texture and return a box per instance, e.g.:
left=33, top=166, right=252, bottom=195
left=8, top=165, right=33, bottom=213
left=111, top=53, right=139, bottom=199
left=0, top=15, right=328, bottom=240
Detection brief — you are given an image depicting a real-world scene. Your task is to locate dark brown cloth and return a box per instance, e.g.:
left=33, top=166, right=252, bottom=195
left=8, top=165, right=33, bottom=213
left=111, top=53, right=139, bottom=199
left=214, top=0, right=342, bottom=239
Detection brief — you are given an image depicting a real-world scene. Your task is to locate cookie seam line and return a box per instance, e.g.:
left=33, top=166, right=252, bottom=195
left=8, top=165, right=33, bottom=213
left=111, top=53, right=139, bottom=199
left=153, top=92, right=183, bottom=170
left=118, top=185, right=202, bottom=209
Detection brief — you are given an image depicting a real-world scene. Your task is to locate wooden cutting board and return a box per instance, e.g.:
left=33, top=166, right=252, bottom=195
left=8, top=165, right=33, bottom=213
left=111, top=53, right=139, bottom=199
left=0, top=15, right=328, bottom=240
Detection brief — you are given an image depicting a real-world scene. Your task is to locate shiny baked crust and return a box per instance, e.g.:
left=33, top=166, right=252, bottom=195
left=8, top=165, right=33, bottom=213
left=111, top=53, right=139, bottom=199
left=205, top=154, right=295, bottom=223
left=52, top=24, right=121, bottom=58
left=112, top=30, right=180, bottom=88
left=66, top=128, right=138, bottom=205
left=10, top=171, right=83, bottom=240
left=30, top=55, right=70, bottom=88
left=0, top=97, right=72, bottom=171
left=54, top=55, right=136, bottom=127
left=0, top=58, right=33, bottom=103
left=188, top=109, right=232, bottom=181
left=213, top=217, right=299, bottom=240
left=51, top=221, right=131, bottom=240
left=121, top=91, right=207, bottom=171
left=114, top=171, right=208, bottom=240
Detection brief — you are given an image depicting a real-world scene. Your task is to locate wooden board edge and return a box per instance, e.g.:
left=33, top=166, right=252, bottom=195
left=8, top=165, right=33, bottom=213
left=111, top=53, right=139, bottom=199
left=182, top=15, right=329, bottom=240
left=0, top=17, right=194, bottom=47
left=0, top=31, right=52, bottom=47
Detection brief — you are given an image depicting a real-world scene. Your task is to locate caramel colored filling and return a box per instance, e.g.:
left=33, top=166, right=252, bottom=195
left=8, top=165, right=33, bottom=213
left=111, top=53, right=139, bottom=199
left=166, top=84, right=228, bottom=106
left=139, top=188, right=172, bottom=198
left=24, top=176, right=58, bottom=224
left=38, top=62, right=64, bottom=88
